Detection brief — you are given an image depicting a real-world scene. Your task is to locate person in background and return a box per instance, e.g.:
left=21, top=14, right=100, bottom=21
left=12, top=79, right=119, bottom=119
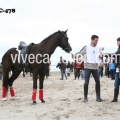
left=109, top=58, right=115, bottom=80
left=111, top=37, right=120, bottom=102
left=56, top=57, right=67, bottom=80
left=74, top=59, right=83, bottom=80
left=105, top=59, right=111, bottom=78
left=105, top=57, right=108, bottom=77
left=66, top=61, right=71, bottom=76
left=98, top=60, right=104, bottom=77
left=56, top=57, right=62, bottom=69
left=81, top=61, right=85, bottom=80
left=70, top=62, right=74, bottom=72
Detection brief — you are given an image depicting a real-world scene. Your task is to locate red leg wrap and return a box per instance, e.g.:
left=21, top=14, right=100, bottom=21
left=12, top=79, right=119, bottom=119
left=2, top=86, right=6, bottom=98
left=39, top=89, right=43, bottom=100
left=10, top=87, right=15, bottom=97
left=32, top=89, right=37, bottom=101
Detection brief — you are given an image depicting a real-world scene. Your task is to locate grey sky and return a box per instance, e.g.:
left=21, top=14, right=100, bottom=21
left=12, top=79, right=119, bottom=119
left=0, top=0, right=120, bottom=63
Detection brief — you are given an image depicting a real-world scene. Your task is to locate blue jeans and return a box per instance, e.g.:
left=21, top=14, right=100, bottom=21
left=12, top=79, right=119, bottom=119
left=98, top=68, right=103, bottom=77
left=61, top=70, right=67, bottom=79
left=110, top=69, right=115, bottom=80
left=114, top=73, right=120, bottom=89
left=81, top=70, right=85, bottom=80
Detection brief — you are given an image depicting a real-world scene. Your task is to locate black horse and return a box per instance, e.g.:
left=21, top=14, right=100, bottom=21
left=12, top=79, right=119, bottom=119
left=1, top=30, right=72, bottom=104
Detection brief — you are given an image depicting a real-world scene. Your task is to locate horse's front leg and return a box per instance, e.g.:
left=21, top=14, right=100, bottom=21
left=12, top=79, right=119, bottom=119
left=39, top=73, right=45, bottom=103
left=32, top=71, right=38, bottom=104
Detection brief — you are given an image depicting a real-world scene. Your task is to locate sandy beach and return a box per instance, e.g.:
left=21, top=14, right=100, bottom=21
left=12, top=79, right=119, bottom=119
left=0, top=72, right=120, bottom=120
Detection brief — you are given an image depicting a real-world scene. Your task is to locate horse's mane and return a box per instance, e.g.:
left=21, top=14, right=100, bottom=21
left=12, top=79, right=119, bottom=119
left=39, top=31, right=62, bottom=44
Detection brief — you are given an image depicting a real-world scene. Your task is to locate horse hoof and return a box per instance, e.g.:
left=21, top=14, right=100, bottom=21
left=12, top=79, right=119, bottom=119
left=32, top=101, right=37, bottom=105
left=2, top=97, right=7, bottom=101
left=11, top=96, right=15, bottom=100
left=41, top=100, right=45, bottom=103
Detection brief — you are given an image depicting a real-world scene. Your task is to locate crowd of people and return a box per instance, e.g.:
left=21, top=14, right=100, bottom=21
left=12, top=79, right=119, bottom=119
left=55, top=56, right=116, bottom=81
left=56, top=56, right=85, bottom=80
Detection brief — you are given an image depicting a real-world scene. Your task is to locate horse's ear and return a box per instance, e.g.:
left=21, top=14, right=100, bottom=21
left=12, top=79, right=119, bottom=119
left=64, top=29, right=68, bottom=34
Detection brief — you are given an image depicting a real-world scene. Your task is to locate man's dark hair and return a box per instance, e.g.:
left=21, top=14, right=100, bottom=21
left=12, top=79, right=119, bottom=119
left=117, top=37, right=120, bottom=41
left=91, top=35, right=99, bottom=40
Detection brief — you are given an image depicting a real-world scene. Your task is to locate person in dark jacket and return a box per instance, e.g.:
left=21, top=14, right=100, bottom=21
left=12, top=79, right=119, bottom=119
left=70, top=62, right=74, bottom=72
left=111, top=37, right=120, bottom=102
left=56, top=57, right=67, bottom=80
left=105, top=61, right=111, bottom=78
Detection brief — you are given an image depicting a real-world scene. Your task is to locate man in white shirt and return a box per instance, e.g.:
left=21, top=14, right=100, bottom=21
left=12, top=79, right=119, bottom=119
left=78, top=35, right=103, bottom=102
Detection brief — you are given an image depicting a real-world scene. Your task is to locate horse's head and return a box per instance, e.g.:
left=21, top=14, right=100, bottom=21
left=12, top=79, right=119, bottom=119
left=58, top=30, right=72, bottom=53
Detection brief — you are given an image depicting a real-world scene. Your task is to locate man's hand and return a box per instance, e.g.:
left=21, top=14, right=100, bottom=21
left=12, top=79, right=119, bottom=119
left=99, top=52, right=104, bottom=58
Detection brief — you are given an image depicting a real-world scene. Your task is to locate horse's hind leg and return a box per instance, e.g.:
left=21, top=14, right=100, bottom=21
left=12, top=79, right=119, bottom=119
left=8, top=69, right=21, bottom=99
left=2, top=69, right=10, bottom=101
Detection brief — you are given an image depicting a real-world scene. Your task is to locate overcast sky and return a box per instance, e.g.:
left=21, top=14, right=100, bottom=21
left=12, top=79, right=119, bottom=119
left=0, top=0, right=120, bottom=64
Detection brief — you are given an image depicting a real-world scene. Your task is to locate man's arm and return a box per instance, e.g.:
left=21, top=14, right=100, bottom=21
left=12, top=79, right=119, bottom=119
left=71, top=46, right=86, bottom=59
left=99, top=47, right=104, bottom=59
left=77, top=46, right=86, bottom=55
left=56, top=63, right=60, bottom=68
